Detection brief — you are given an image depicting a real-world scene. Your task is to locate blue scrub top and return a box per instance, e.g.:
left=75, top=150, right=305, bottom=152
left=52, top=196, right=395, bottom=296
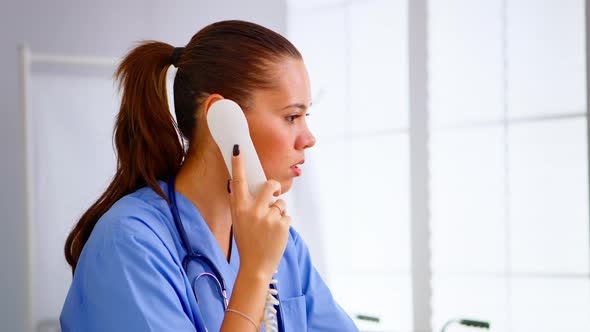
left=60, top=181, right=359, bottom=332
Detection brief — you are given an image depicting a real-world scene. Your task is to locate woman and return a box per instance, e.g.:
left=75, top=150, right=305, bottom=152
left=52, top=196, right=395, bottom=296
left=60, top=20, right=358, bottom=332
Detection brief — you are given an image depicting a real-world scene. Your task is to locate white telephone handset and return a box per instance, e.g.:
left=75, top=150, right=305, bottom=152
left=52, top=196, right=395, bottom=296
left=206, top=99, right=267, bottom=196
left=207, top=99, right=280, bottom=332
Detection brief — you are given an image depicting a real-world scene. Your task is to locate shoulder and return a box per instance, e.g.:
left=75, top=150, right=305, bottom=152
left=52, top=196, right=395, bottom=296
left=286, top=226, right=312, bottom=265
left=72, top=186, right=185, bottom=294
left=288, top=226, right=304, bottom=246
left=80, top=185, right=179, bottom=266
left=94, top=185, right=172, bottom=241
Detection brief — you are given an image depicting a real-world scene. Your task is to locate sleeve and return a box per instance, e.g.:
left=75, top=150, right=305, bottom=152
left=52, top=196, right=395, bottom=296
left=60, top=216, right=197, bottom=332
left=293, top=230, right=360, bottom=332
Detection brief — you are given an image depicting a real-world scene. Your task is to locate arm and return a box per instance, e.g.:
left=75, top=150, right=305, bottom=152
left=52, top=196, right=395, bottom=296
left=220, top=146, right=293, bottom=331
left=220, top=270, right=268, bottom=331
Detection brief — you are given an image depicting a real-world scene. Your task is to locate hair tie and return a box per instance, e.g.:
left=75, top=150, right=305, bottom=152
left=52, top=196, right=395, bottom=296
left=171, top=47, right=185, bottom=68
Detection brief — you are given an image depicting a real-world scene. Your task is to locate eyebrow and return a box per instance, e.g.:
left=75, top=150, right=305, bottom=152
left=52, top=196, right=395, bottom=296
left=281, top=102, right=313, bottom=112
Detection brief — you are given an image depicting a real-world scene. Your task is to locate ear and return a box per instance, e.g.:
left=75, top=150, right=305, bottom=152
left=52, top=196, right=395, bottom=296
left=203, top=93, right=224, bottom=116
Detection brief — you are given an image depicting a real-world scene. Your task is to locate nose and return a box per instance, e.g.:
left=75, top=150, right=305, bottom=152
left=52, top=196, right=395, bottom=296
left=296, top=126, right=316, bottom=150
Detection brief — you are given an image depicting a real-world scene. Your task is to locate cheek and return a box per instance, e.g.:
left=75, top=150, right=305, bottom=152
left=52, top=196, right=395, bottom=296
left=256, top=131, right=288, bottom=164
left=251, top=127, right=291, bottom=173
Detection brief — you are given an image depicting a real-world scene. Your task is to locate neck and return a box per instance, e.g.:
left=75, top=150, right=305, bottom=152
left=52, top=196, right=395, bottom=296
left=175, top=145, right=233, bottom=260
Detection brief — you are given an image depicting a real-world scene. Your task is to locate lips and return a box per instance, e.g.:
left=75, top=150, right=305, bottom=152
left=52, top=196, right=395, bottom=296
left=291, top=165, right=302, bottom=176
left=290, top=160, right=304, bottom=177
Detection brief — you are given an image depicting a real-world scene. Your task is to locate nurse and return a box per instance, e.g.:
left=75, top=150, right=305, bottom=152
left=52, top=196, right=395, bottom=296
left=60, top=20, right=359, bottom=332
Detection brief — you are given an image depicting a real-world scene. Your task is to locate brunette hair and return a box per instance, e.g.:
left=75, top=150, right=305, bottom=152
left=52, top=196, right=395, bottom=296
left=64, top=20, right=302, bottom=273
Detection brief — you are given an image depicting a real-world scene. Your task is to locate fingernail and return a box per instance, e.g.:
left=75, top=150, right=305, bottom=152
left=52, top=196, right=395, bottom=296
left=233, top=144, right=240, bottom=156
left=227, top=179, right=231, bottom=193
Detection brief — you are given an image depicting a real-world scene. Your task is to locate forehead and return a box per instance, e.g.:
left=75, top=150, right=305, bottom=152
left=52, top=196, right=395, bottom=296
left=250, top=58, right=311, bottom=109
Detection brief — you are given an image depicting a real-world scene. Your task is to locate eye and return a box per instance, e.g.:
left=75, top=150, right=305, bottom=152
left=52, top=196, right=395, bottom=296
left=286, top=115, right=300, bottom=123
left=286, top=113, right=311, bottom=123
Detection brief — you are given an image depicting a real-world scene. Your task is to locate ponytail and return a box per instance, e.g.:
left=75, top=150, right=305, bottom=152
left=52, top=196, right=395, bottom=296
left=64, top=41, right=184, bottom=273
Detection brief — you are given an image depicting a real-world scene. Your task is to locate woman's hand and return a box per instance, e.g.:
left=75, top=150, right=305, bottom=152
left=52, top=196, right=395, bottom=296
left=228, top=144, right=291, bottom=282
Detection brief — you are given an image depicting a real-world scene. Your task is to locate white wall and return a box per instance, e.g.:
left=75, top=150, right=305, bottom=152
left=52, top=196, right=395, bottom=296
left=0, top=1, right=286, bottom=331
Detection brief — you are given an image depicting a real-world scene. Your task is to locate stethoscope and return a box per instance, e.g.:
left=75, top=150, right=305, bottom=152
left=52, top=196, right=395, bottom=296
left=167, top=176, right=285, bottom=332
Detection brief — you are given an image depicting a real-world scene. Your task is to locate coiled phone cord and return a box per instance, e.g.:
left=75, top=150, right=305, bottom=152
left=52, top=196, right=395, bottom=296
left=263, top=276, right=280, bottom=332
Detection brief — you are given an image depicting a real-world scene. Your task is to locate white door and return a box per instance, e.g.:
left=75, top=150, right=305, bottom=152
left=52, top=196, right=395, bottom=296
left=28, top=63, right=119, bottom=331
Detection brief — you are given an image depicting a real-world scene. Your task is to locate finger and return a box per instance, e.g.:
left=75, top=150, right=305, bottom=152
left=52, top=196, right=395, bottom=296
left=255, top=180, right=282, bottom=209
left=280, top=215, right=292, bottom=227
left=269, top=199, right=287, bottom=216
left=230, top=144, right=249, bottom=201
left=227, top=178, right=237, bottom=214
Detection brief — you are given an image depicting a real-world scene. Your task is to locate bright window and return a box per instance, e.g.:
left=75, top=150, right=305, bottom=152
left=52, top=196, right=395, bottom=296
left=288, top=0, right=590, bottom=331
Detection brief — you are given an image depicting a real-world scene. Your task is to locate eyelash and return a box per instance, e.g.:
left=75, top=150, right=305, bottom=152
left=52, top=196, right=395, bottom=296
left=286, top=113, right=310, bottom=123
